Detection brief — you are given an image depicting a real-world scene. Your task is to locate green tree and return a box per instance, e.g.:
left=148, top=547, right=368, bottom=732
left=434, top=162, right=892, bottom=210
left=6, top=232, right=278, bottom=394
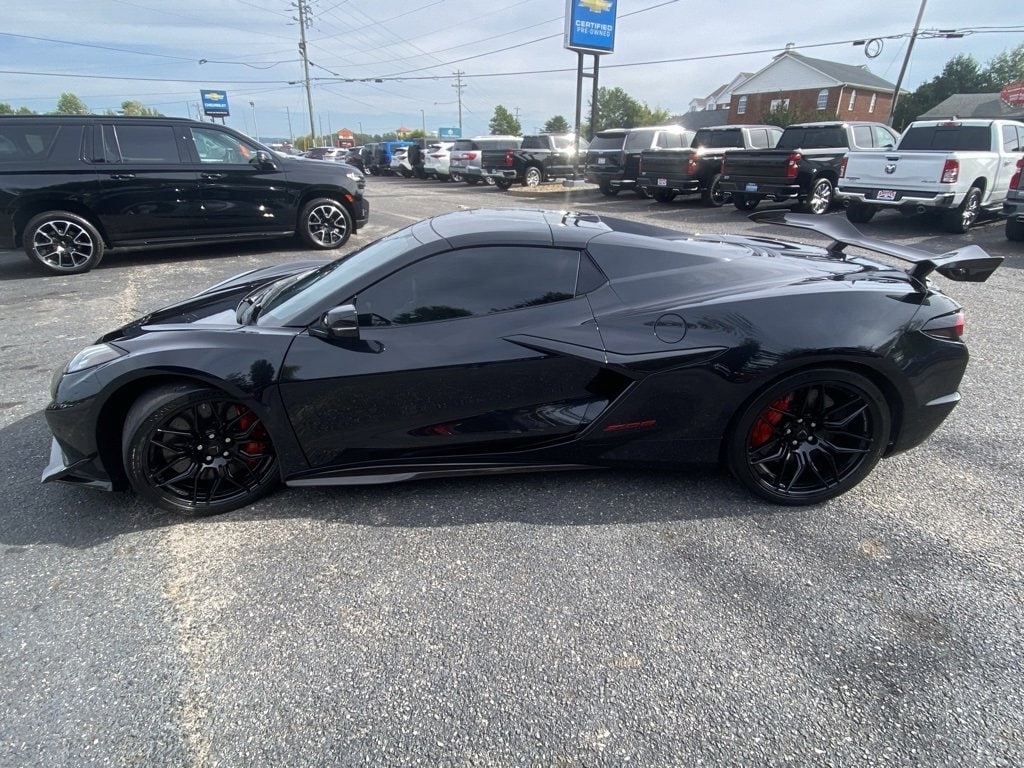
left=981, top=43, right=1024, bottom=90
left=119, top=100, right=162, bottom=116
left=0, top=103, right=35, bottom=115
left=543, top=115, right=570, bottom=133
left=760, top=100, right=810, bottom=127
left=488, top=105, right=521, bottom=135
left=54, top=92, right=89, bottom=115
left=586, top=87, right=671, bottom=134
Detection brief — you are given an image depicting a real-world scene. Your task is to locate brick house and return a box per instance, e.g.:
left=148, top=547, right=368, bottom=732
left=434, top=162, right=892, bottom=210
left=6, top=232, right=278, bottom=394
left=727, top=48, right=899, bottom=125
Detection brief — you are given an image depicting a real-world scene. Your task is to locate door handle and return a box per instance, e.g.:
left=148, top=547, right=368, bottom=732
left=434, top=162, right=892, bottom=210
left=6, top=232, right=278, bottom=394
left=109, top=173, right=136, bottom=180
left=201, top=172, right=226, bottom=180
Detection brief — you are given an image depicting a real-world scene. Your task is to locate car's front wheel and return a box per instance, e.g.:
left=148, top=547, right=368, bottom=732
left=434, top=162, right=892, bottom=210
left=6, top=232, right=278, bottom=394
left=943, top=186, right=982, bottom=233
left=523, top=166, right=543, bottom=187
left=122, top=384, right=279, bottom=516
left=726, top=369, right=890, bottom=505
left=298, top=198, right=353, bottom=249
left=23, top=211, right=105, bottom=274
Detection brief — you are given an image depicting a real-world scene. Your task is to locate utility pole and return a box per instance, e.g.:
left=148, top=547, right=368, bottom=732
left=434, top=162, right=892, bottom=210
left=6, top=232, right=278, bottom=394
left=888, top=0, right=928, bottom=126
left=296, top=0, right=316, bottom=145
left=452, top=70, right=465, bottom=134
left=249, top=101, right=259, bottom=142
left=286, top=106, right=294, bottom=144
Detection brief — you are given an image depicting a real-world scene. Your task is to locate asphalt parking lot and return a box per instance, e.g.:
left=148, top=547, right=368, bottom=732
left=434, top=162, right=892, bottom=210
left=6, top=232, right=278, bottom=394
left=1, top=177, right=1022, bottom=766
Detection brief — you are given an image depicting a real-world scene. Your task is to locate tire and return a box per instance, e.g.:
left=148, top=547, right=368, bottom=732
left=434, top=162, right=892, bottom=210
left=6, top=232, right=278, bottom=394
left=23, top=211, right=104, bottom=275
left=494, top=179, right=513, bottom=191
left=465, top=177, right=480, bottom=185
left=726, top=369, right=890, bottom=506
left=450, top=172, right=463, bottom=183
left=599, top=183, right=619, bottom=197
left=483, top=176, right=496, bottom=186
left=732, top=193, right=760, bottom=211
left=523, top=166, right=543, bottom=187
left=942, top=186, right=982, bottom=234
left=122, top=384, right=279, bottom=516
left=297, top=198, right=353, bottom=249
left=801, top=177, right=834, bottom=215
left=846, top=203, right=876, bottom=224
left=1007, top=217, right=1024, bottom=242
left=702, top=174, right=730, bottom=207
left=635, top=186, right=651, bottom=199
left=652, top=189, right=676, bottom=204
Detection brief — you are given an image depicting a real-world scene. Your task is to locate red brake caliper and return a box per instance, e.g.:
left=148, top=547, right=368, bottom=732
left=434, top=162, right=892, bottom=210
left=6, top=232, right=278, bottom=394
left=237, top=409, right=266, bottom=465
left=750, top=395, right=792, bottom=448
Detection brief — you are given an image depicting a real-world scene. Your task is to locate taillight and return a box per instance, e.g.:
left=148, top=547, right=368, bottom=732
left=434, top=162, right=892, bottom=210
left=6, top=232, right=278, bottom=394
left=687, top=156, right=697, bottom=175
left=922, top=310, right=965, bottom=341
left=1010, top=157, right=1024, bottom=189
left=941, top=159, right=959, bottom=184
left=504, top=149, right=515, bottom=167
left=466, top=151, right=478, bottom=160
left=839, top=156, right=848, bottom=178
left=786, top=152, right=801, bottom=178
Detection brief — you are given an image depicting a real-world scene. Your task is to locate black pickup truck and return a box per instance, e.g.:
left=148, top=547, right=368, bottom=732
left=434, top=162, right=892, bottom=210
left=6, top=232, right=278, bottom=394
left=481, top=133, right=585, bottom=189
left=718, top=121, right=899, bottom=214
left=637, top=124, right=782, bottom=206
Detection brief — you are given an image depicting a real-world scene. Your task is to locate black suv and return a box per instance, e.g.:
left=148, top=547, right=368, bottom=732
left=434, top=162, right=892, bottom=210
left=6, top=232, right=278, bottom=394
left=584, top=125, right=695, bottom=197
left=0, top=116, right=369, bottom=274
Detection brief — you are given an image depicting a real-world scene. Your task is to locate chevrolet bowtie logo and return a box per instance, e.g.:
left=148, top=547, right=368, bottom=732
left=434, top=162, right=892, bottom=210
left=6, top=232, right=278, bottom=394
left=579, top=0, right=612, bottom=12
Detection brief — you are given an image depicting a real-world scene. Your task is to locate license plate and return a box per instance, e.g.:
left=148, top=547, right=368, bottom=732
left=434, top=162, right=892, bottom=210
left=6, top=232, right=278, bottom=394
left=657, top=178, right=667, bottom=186
left=597, top=157, right=606, bottom=165
left=745, top=183, right=758, bottom=192
left=876, top=189, right=897, bottom=201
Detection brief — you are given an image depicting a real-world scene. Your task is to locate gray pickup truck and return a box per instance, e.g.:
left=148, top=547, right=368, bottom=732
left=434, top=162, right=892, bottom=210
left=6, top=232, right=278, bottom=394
left=637, top=124, right=782, bottom=206
left=719, top=121, right=899, bottom=214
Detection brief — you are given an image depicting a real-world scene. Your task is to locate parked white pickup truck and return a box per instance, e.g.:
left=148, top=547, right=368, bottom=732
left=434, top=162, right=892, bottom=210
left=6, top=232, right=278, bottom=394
left=836, top=119, right=1024, bottom=233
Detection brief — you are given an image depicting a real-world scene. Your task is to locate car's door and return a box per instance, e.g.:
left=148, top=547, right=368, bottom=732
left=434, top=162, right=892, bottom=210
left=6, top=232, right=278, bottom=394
left=278, top=245, right=608, bottom=470
left=94, top=122, right=202, bottom=243
left=186, top=125, right=293, bottom=234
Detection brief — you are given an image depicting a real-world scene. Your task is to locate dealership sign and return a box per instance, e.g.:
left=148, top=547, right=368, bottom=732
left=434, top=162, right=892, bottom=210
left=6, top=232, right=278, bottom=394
left=564, top=0, right=617, bottom=55
left=438, top=126, right=461, bottom=139
left=200, top=90, right=230, bottom=117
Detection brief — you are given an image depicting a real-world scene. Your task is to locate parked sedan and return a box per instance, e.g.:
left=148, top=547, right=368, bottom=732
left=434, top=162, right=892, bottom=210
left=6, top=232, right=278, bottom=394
left=42, top=208, right=1000, bottom=516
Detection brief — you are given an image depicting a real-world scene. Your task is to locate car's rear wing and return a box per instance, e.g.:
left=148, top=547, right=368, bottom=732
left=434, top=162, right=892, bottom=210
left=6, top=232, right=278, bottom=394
left=749, top=210, right=1002, bottom=284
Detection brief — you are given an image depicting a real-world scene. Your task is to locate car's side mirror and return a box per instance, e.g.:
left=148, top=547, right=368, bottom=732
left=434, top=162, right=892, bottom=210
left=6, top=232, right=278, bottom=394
left=251, top=150, right=277, bottom=170
left=313, top=304, right=359, bottom=340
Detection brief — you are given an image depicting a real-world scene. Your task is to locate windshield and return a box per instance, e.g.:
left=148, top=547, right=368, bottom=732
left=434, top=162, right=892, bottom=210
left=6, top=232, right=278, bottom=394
left=257, top=225, right=423, bottom=327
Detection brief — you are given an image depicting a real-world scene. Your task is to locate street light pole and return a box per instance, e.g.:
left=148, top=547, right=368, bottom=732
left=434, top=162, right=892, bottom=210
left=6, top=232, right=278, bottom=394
left=420, top=109, right=426, bottom=136
left=249, top=101, right=259, bottom=142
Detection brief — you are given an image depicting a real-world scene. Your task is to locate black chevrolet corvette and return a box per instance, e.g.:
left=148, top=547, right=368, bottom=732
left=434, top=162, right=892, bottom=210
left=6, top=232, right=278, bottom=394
left=42, top=208, right=1000, bottom=515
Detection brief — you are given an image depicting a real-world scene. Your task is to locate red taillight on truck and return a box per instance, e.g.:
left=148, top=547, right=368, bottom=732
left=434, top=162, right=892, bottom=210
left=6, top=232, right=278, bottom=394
left=786, top=152, right=801, bottom=178
left=504, top=150, right=515, bottom=167
left=1010, top=157, right=1024, bottom=190
left=839, top=156, right=848, bottom=178
left=922, top=310, right=965, bottom=341
left=940, top=159, right=960, bottom=184
left=687, top=157, right=698, bottom=175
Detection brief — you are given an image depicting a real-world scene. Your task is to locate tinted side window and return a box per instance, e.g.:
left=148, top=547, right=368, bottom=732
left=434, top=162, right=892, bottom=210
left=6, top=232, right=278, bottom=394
left=190, top=127, right=258, bottom=163
left=0, top=124, right=61, bottom=162
left=777, top=127, right=846, bottom=149
left=521, top=136, right=545, bottom=150
left=356, top=247, right=581, bottom=326
left=589, top=134, right=626, bottom=150
left=624, top=130, right=657, bottom=151
left=111, top=125, right=182, bottom=163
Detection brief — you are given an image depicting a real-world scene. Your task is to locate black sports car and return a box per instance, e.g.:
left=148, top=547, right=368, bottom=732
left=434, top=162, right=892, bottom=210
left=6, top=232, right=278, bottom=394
left=42, top=209, right=1000, bottom=516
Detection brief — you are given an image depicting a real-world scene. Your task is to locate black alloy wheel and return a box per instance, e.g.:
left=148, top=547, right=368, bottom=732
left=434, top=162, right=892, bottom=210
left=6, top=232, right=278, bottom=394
left=727, top=369, right=890, bottom=505
left=702, top=173, right=730, bottom=207
left=24, top=211, right=104, bottom=274
left=943, top=186, right=982, bottom=234
left=298, top=197, right=353, bottom=249
left=122, top=384, right=279, bottom=516
left=732, top=193, right=759, bottom=211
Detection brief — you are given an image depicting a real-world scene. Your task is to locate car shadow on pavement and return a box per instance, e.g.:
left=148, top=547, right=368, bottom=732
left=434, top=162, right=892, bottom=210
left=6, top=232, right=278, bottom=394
left=1, top=409, right=770, bottom=550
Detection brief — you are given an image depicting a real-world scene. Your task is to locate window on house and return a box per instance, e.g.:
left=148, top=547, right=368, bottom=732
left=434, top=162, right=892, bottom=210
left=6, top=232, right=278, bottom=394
left=848, top=89, right=857, bottom=111
left=769, top=98, right=790, bottom=111
left=737, top=96, right=747, bottom=115
left=869, top=93, right=877, bottom=113
left=816, top=89, right=828, bottom=110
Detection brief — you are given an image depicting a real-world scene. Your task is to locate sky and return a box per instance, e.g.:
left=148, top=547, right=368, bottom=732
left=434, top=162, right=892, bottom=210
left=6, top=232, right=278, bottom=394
left=1, top=0, right=1019, bottom=143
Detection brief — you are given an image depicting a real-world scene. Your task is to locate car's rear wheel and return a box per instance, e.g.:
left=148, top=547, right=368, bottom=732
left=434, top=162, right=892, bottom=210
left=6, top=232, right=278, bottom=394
left=298, top=197, right=353, bottom=249
left=652, top=189, right=676, bottom=204
left=523, top=166, right=543, bottom=187
left=23, top=211, right=104, bottom=274
left=599, top=182, right=619, bottom=196
left=122, top=384, right=279, bottom=516
left=726, top=369, right=890, bottom=506
left=635, top=186, right=651, bottom=199
left=732, top=193, right=759, bottom=211
left=450, top=172, right=463, bottom=183
left=846, top=203, right=876, bottom=224
left=1007, top=217, right=1024, bottom=242
left=702, top=173, right=729, bottom=207
left=801, top=177, right=834, bottom=215
left=943, top=186, right=982, bottom=233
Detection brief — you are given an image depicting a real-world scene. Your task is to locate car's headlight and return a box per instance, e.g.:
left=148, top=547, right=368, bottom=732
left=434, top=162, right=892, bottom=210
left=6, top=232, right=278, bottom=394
left=346, top=171, right=363, bottom=182
left=65, top=343, right=127, bottom=374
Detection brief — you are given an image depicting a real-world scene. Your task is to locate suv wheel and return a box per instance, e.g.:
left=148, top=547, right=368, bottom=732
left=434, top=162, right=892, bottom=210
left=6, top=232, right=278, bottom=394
left=24, top=211, right=104, bottom=274
left=298, top=198, right=353, bottom=249
left=523, top=167, right=543, bottom=187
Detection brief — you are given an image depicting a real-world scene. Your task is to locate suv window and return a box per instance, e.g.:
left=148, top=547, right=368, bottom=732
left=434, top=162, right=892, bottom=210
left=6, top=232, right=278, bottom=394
left=356, top=247, right=580, bottom=326
left=624, top=130, right=657, bottom=152
left=108, top=124, right=182, bottom=163
left=0, top=124, right=62, bottom=162
left=694, top=128, right=743, bottom=149
left=589, top=134, right=626, bottom=150
left=191, top=126, right=258, bottom=163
